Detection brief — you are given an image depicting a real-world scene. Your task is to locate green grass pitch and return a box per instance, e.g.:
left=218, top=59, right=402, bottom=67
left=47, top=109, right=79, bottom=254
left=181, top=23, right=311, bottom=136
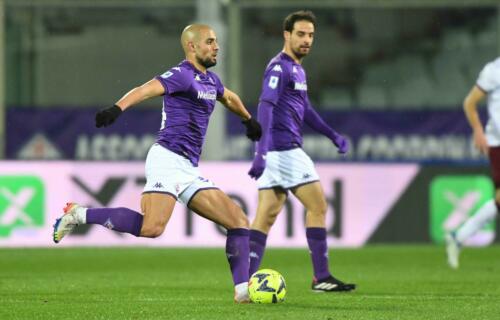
left=1, top=245, right=499, bottom=319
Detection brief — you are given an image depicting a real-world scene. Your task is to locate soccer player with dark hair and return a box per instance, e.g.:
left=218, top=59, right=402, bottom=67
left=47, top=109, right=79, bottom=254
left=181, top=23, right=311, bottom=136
left=446, top=58, right=500, bottom=269
left=247, top=11, right=356, bottom=292
left=52, top=24, right=262, bottom=303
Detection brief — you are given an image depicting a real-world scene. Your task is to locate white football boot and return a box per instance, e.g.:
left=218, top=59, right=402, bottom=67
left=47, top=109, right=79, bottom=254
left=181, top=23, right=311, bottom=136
left=234, top=282, right=250, bottom=303
left=53, top=203, right=85, bottom=244
left=445, top=232, right=461, bottom=269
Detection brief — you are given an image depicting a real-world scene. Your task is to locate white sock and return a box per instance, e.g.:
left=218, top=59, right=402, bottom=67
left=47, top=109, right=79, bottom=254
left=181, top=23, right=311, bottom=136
left=234, top=282, right=249, bottom=297
left=75, top=206, right=88, bottom=224
left=455, top=199, right=497, bottom=243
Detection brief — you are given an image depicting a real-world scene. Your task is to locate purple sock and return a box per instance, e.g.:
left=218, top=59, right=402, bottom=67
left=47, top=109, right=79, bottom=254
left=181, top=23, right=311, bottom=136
left=249, top=229, right=267, bottom=277
left=87, top=207, right=143, bottom=237
left=306, top=227, right=331, bottom=281
left=226, top=228, right=250, bottom=285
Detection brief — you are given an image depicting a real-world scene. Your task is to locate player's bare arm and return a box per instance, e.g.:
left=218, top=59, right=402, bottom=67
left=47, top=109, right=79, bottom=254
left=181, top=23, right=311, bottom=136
left=115, top=78, right=165, bottom=111
left=464, top=85, right=488, bottom=154
left=95, top=79, right=165, bottom=128
left=219, top=87, right=262, bottom=141
left=218, top=87, right=251, bottom=120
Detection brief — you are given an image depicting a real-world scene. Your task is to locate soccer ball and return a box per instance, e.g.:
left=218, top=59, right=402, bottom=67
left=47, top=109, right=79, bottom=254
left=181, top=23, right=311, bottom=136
left=248, top=269, right=286, bottom=303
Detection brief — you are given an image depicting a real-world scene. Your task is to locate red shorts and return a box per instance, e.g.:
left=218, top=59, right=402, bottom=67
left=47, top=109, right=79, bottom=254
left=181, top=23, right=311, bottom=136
left=488, top=146, right=500, bottom=189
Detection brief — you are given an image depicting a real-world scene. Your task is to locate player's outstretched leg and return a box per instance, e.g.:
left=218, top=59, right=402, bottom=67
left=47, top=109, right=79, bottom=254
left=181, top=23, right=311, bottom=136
left=53, top=202, right=144, bottom=243
left=307, top=227, right=356, bottom=292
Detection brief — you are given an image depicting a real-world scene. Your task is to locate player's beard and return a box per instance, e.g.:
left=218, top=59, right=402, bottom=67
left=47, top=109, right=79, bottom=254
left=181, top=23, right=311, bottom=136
left=197, top=56, right=217, bottom=68
left=292, top=45, right=310, bottom=59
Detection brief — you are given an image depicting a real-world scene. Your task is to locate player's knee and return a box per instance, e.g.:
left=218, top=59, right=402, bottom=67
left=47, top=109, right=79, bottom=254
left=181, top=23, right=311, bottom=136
left=264, top=211, right=279, bottom=227
left=308, top=201, right=328, bottom=218
left=227, top=207, right=249, bottom=229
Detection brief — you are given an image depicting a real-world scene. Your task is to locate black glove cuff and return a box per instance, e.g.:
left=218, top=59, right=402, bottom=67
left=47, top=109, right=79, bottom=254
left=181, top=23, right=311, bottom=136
left=111, top=105, right=123, bottom=116
left=242, top=117, right=255, bottom=127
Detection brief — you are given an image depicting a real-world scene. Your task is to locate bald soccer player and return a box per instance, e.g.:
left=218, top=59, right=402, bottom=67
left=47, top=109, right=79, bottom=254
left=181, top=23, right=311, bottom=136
left=247, top=11, right=356, bottom=292
left=52, top=24, right=262, bottom=303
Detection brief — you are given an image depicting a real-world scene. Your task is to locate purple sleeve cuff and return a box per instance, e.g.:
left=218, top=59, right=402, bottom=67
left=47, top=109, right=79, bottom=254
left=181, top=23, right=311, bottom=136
left=154, top=75, right=169, bottom=94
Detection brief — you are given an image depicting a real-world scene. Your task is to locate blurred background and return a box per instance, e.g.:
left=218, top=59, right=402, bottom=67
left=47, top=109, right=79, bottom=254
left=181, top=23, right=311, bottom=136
left=1, top=0, right=499, bottom=247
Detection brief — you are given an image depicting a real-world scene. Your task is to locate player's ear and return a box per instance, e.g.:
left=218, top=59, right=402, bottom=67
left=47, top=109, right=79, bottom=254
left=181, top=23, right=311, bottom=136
left=283, top=31, right=290, bottom=41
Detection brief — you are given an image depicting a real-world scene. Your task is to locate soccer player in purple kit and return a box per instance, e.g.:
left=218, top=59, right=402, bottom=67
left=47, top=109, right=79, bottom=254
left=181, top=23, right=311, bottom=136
left=247, top=11, right=356, bottom=292
left=52, top=24, right=262, bottom=303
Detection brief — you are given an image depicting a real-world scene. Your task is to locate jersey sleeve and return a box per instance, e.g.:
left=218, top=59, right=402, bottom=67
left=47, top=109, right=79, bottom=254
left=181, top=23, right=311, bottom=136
left=155, top=67, right=191, bottom=94
left=477, top=62, right=499, bottom=93
left=259, top=63, right=288, bottom=105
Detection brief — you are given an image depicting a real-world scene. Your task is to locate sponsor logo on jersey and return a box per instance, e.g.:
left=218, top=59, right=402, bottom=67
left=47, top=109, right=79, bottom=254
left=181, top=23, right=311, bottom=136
left=195, top=75, right=201, bottom=81
left=294, top=82, right=307, bottom=91
left=197, top=90, right=217, bottom=100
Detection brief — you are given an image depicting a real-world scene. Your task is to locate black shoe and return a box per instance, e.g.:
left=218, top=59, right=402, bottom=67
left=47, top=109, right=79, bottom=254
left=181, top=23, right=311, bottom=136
left=312, top=275, right=356, bottom=292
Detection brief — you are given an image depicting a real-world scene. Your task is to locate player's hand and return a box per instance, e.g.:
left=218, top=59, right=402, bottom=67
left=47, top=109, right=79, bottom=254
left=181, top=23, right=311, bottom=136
left=242, top=117, right=262, bottom=141
left=473, top=130, right=489, bottom=155
left=248, top=153, right=266, bottom=179
left=95, top=105, right=123, bottom=128
left=332, top=133, right=348, bottom=154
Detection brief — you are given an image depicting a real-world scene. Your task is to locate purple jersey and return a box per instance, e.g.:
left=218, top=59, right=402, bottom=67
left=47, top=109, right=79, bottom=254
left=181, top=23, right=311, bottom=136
left=154, top=60, right=224, bottom=166
left=259, top=52, right=310, bottom=151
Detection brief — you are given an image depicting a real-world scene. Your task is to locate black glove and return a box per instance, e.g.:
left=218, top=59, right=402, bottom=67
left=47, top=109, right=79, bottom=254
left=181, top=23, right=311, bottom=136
left=95, top=105, right=122, bottom=128
left=242, top=117, right=262, bottom=141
